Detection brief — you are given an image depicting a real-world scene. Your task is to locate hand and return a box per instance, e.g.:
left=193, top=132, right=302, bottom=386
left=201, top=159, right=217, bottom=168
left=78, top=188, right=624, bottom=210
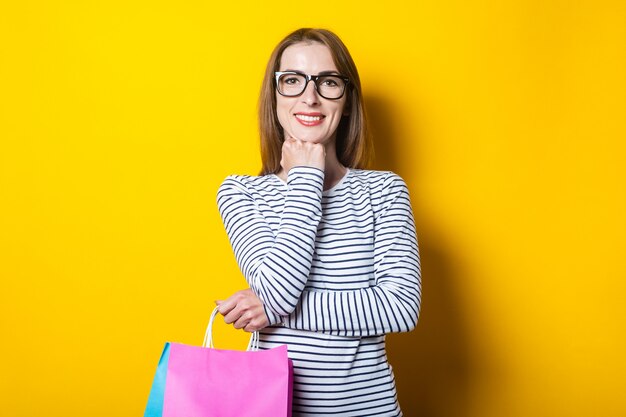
left=280, top=136, right=326, bottom=173
left=216, top=289, right=269, bottom=332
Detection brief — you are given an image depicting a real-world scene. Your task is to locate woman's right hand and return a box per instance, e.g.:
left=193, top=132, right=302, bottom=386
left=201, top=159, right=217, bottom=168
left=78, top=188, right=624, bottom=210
left=280, top=136, right=326, bottom=173
left=216, top=288, right=269, bottom=333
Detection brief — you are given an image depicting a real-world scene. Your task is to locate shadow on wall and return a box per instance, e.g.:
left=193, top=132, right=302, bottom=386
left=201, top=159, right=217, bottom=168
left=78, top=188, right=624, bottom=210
left=367, top=95, right=474, bottom=417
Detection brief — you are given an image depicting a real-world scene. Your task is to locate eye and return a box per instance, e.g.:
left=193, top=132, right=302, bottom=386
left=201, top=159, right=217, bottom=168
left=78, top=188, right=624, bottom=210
left=319, top=76, right=341, bottom=88
left=284, top=76, right=301, bottom=85
left=279, top=74, right=304, bottom=86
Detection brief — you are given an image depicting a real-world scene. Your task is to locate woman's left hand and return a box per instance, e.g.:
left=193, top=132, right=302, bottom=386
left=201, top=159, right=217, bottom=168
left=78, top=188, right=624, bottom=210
left=216, top=288, right=269, bottom=332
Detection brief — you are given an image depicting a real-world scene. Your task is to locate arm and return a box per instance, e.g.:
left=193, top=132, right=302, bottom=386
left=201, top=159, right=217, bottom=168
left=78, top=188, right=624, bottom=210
left=283, top=173, right=421, bottom=337
left=217, top=166, right=324, bottom=322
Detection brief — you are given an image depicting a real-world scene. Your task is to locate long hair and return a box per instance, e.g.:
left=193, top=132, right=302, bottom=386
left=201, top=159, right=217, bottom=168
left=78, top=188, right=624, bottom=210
left=258, top=28, right=372, bottom=175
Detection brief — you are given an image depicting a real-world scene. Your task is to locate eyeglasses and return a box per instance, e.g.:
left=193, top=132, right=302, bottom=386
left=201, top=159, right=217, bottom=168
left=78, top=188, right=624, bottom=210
left=275, top=71, right=350, bottom=100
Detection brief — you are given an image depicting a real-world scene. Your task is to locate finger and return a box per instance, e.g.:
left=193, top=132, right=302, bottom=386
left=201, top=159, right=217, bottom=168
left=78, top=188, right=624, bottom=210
left=233, top=313, right=250, bottom=330
left=217, top=297, right=236, bottom=316
left=222, top=304, right=243, bottom=324
left=244, top=321, right=260, bottom=333
left=244, top=313, right=269, bottom=332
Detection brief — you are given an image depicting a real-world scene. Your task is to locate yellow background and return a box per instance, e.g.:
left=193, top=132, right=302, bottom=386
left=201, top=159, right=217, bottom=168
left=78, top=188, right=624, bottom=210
left=1, top=1, right=624, bottom=416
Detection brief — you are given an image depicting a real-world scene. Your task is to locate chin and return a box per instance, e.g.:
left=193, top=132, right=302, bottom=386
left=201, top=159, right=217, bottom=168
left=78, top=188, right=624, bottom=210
left=292, top=131, right=334, bottom=144
left=300, top=136, right=326, bottom=143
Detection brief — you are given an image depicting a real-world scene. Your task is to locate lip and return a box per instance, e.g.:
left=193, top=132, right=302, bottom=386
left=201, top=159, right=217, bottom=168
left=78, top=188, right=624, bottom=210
left=294, top=112, right=325, bottom=127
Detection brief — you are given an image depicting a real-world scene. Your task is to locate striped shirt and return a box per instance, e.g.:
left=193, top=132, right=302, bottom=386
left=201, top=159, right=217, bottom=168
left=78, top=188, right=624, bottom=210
left=217, top=166, right=421, bottom=416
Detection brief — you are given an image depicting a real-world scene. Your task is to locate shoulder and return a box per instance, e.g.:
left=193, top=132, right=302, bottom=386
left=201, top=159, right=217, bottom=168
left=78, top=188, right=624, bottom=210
left=217, top=173, right=278, bottom=196
left=216, top=173, right=282, bottom=217
left=348, top=169, right=408, bottom=193
left=348, top=170, right=411, bottom=218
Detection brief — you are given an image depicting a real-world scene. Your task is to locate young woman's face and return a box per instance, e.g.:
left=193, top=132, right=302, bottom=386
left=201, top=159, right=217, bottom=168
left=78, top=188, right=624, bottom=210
left=275, top=42, right=348, bottom=145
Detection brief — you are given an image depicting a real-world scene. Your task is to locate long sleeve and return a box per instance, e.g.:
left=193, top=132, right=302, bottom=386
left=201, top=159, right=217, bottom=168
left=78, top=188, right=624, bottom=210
left=217, top=167, right=324, bottom=319
left=283, top=173, right=421, bottom=337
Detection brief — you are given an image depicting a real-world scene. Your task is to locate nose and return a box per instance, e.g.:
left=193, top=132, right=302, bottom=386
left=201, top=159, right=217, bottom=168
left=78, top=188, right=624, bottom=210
left=301, top=79, right=320, bottom=106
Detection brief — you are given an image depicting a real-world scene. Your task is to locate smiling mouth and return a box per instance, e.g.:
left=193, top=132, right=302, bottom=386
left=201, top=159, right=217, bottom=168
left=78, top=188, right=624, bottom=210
left=295, top=113, right=325, bottom=126
left=296, top=114, right=324, bottom=121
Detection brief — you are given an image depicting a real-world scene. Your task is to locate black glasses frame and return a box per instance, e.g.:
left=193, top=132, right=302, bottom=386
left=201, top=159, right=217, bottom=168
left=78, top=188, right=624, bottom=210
left=274, top=71, right=350, bottom=100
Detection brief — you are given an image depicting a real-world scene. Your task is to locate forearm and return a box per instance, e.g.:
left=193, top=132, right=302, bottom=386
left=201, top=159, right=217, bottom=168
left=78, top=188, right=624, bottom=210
left=284, top=262, right=421, bottom=337
left=218, top=167, right=324, bottom=317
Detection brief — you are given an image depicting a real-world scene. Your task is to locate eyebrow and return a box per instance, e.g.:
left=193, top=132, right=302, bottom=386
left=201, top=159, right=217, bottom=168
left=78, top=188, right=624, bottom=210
left=282, top=69, right=341, bottom=76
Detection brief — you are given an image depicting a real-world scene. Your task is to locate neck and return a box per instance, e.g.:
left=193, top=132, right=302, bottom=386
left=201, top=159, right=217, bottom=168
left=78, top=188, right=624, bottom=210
left=322, top=141, right=346, bottom=191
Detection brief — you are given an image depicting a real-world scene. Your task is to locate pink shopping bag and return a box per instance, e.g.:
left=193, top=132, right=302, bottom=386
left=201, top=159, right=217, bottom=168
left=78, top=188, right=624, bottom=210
left=144, top=307, right=292, bottom=417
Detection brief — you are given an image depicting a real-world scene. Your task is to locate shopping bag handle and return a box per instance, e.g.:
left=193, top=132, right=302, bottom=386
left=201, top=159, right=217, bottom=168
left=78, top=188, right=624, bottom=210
left=203, top=306, right=259, bottom=351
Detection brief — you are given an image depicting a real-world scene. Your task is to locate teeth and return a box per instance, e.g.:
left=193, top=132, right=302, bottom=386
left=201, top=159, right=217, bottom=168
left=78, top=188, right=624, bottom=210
left=296, top=114, right=323, bottom=122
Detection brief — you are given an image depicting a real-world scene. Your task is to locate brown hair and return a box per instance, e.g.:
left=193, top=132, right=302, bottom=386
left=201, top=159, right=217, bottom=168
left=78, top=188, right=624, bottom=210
left=258, top=28, right=372, bottom=175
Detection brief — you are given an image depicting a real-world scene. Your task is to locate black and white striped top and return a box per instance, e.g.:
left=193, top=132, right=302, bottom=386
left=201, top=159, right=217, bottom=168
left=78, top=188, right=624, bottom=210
left=217, top=166, right=421, bottom=417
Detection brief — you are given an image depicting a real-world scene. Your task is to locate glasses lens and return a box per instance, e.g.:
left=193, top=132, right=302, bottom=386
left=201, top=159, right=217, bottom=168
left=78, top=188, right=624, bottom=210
left=277, top=73, right=307, bottom=96
left=316, top=76, right=346, bottom=99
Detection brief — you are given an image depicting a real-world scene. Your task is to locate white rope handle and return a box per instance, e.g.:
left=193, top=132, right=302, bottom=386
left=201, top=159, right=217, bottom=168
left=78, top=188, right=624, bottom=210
left=203, top=306, right=259, bottom=351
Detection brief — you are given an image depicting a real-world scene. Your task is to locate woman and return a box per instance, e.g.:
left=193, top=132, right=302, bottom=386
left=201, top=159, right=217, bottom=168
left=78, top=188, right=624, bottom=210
left=216, top=28, right=421, bottom=416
